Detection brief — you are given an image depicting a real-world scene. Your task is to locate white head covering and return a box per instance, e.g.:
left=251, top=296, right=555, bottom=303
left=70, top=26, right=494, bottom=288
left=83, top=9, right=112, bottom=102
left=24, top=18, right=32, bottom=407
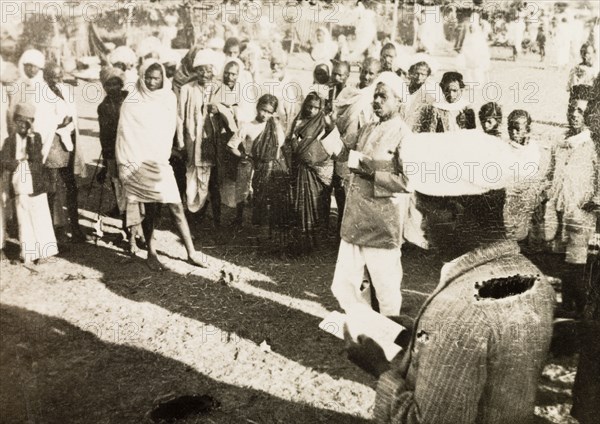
left=110, top=46, right=137, bottom=66
left=223, top=58, right=244, bottom=73
left=18, top=49, right=45, bottom=82
left=160, top=49, right=182, bottom=66
left=208, top=38, right=225, bottom=51
left=137, top=36, right=162, bottom=59
left=136, top=59, right=173, bottom=101
left=192, top=49, right=220, bottom=70
left=401, top=129, right=541, bottom=196
left=373, top=71, right=405, bottom=100
left=19, top=49, right=45, bottom=68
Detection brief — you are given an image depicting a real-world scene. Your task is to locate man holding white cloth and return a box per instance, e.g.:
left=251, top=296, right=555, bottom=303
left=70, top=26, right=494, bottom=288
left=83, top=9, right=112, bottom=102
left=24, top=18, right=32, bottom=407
left=327, top=72, right=411, bottom=317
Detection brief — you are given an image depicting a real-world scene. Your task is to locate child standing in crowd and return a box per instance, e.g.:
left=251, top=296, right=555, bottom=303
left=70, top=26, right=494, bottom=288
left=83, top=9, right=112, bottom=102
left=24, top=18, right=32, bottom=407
left=97, top=67, right=128, bottom=216
left=0, top=103, right=58, bottom=264
left=478, top=102, right=503, bottom=137
left=503, top=109, right=553, bottom=249
left=97, top=66, right=136, bottom=249
left=228, top=95, right=288, bottom=236
left=283, top=92, right=338, bottom=255
left=567, top=43, right=598, bottom=99
left=548, top=90, right=597, bottom=318
left=422, top=72, right=476, bottom=132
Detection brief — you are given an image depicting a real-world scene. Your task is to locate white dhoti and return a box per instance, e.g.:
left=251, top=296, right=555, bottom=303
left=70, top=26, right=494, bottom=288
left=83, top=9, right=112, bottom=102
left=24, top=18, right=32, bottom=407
left=331, top=240, right=403, bottom=316
left=185, top=164, right=212, bottom=213
left=120, top=161, right=181, bottom=204
left=11, top=161, right=58, bottom=261
left=15, top=193, right=58, bottom=262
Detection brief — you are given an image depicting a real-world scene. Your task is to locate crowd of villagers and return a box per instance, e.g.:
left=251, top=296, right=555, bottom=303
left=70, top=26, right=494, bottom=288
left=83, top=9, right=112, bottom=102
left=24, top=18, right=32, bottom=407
left=0, top=17, right=600, bottom=424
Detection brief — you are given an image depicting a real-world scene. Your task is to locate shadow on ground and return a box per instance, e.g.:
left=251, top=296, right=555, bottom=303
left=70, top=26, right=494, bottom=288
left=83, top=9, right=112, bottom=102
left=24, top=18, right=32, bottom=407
left=0, top=304, right=368, bottom=424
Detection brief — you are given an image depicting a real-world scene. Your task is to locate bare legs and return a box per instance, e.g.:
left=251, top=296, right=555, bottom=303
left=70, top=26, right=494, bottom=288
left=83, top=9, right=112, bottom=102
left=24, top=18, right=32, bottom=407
left=140, top=203, right=162, bottom=271
left=141, top=202, right=206, bottom=271
left=167, top=203, right=206, bottom=267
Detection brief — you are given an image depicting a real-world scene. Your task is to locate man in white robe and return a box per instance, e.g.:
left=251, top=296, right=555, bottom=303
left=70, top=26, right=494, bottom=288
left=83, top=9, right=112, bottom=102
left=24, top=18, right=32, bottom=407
left=177, top=49, right=224, bottom=226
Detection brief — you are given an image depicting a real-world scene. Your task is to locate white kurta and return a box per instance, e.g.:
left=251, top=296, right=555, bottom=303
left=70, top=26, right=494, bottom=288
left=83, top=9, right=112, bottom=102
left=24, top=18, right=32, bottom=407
left=12, top=134, right=58, bottom=262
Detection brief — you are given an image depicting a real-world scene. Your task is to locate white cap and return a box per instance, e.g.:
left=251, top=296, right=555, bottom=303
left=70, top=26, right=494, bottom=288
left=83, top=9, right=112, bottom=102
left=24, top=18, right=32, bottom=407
left=401, top=130, right=541, bottom=196
left=193, top=49, right=221, bottom=69
left=20, top=49, right=45, bottom=68
left=373, top=71, right=405, bottom=100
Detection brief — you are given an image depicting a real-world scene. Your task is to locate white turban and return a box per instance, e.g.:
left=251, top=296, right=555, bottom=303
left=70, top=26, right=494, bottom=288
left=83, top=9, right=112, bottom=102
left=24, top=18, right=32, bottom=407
left=373, top=71, right=405, bottom=100
left=223, top=57, right=244, bottom=72
left=160, top=49, right=182, bottom=66
left=401, top=130, right=541, bottom=197
left=19, top=49, right=45, bottom=68
left=193, top=49, right=220, bottom=69
left=110, top=46, right=137, bottom=66
left=207, top=38, right=225, bottom=51
left=137, top=36, right=162, bottom=59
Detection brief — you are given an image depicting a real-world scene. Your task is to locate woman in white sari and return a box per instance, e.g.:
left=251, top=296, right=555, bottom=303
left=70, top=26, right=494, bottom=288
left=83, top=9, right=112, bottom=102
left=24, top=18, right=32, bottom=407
left=310, top=26, right=338, bottom=65
left=116, top=60, right=206, bottom=271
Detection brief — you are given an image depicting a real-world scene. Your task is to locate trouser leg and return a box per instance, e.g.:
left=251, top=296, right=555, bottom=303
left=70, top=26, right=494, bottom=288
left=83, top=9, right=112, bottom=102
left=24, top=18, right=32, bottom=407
left=363, top=246, right=403, bottom=317
left=58, top=165, right=81, bottom=233
left=331, top=240, right=371, bottom=311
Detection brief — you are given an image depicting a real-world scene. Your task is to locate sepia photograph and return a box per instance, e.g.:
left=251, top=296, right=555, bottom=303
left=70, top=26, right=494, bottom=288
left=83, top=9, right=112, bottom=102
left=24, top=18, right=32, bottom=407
left=0, top=0, right=599, bottom=422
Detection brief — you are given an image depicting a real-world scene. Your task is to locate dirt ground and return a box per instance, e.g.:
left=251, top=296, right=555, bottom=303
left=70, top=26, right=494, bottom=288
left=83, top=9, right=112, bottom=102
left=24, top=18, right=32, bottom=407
left=0, top=49, right=584, bottom=423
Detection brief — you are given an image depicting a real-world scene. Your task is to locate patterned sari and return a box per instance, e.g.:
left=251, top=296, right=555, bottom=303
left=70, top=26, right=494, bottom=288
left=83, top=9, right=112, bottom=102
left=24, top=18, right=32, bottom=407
left=283, top=102, right=334, bottom=253
left=250, top=118, right=291, bottom=236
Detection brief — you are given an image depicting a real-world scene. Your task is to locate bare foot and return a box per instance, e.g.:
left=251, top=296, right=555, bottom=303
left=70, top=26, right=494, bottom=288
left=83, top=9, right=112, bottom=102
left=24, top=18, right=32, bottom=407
left=147, top=253, right=164, bottom=271
left=129, top=236, right=139, bottom=255
left=188, top=252, right=207, bottom=268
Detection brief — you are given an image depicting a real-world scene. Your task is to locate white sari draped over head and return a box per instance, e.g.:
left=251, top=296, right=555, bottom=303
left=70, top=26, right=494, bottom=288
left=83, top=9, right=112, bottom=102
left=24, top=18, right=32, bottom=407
left=310, top=26, right=338, bottom=64
left=116, top=60, right=180, bottom=204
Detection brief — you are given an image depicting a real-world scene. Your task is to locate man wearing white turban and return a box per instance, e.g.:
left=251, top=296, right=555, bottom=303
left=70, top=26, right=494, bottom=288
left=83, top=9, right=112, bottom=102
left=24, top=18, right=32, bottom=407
left=7, top=49, right=46, bottom=134
left=176, top=49, right=225, bottom=226
left=329, top=72, right=411, bottom=317
left=109, top=45, right=138, bottom=86
left=207, top=38, right=226, bottom=77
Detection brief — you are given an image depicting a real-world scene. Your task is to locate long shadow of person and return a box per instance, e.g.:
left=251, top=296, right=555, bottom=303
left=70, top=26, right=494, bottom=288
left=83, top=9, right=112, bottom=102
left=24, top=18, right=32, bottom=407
left=49, top=237, right=373, bottom=388
left=0, top=304, right=368, bottom=423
